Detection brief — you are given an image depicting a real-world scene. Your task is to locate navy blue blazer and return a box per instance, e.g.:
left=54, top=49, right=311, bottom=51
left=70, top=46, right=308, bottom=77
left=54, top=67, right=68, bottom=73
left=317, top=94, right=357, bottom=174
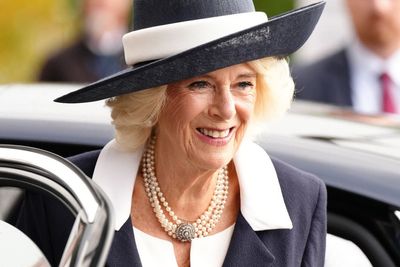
left=292, top=49, right=353, bottom=107
left=17, top=150, right=327, bottom=266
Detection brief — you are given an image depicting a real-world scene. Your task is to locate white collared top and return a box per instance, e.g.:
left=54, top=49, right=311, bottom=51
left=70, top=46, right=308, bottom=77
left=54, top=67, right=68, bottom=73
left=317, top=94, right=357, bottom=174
left=92, top=139, right=292, bottom=266
left=347, top=39, right=400, bottom=114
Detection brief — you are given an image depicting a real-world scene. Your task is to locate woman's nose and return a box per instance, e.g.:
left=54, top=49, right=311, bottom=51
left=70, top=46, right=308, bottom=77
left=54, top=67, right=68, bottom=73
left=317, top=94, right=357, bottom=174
left=209, top=87, right=236, bottom=120
left=371, top=0, right=391, bottom=13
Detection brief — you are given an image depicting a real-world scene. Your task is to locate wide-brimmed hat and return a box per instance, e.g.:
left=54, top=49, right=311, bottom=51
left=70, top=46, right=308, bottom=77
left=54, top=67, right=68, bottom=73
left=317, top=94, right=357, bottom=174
left=56, top=0, right=325, bottom=103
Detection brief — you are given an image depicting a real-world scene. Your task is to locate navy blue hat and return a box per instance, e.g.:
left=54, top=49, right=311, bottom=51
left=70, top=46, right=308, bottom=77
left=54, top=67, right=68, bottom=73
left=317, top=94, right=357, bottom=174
left=56, top=0, right=325, bottom=103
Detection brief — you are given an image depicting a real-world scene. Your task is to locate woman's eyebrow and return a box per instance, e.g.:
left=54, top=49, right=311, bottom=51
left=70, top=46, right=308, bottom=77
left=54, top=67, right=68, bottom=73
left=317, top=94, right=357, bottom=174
left=237, top=73, right=257, bottom=79
left=195, top=74, right=213, bottom=80
left=190, top=72, right=256, bottom=81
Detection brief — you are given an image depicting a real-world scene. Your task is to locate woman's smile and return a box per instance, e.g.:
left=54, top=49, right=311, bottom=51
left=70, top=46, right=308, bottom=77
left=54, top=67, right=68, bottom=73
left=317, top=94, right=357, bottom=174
left=156, top=63, right=256, bottom=169
left=195, top=127, right=235, bottom=146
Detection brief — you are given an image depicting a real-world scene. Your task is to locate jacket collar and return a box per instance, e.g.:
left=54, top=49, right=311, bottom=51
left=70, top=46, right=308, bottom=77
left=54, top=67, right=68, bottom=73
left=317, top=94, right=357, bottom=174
left=348, top=39, right=400, bottom=86
left=223, top=212, right=275, bottom=266
left=107, top=212, right=275, bottom=267
left=92, top=139, right=292, bottom=231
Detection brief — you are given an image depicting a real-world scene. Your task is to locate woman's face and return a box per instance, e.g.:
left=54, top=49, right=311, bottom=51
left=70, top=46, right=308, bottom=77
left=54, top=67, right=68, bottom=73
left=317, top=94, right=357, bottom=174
left=157, top=63, right=257, bottom=171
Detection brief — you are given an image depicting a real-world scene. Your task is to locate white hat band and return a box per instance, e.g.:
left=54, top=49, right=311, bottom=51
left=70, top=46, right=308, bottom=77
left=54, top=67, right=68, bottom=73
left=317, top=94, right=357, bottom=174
left=123, top=12, right=268, bottom=66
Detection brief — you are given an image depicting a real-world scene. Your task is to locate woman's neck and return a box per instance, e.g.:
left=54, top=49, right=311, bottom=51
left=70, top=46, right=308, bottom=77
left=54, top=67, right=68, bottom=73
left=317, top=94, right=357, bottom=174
left=153, top=141, right=224, bottom=221
left=156, top=159, right=221, bottom=221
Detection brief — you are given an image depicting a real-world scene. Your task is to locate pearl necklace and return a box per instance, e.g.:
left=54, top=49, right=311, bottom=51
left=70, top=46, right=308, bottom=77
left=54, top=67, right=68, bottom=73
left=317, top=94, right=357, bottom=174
left=142, top=135, right=229, bottom=242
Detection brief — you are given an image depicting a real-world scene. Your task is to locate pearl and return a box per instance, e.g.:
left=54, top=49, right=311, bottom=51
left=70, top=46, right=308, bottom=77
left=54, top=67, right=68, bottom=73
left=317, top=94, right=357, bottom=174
left=142, top=135, right=229, bottom=242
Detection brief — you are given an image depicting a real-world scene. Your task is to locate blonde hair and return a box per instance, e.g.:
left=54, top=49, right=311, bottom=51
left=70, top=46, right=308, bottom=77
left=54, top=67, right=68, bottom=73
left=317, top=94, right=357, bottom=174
left=107, top=57, right=294, bottom=151
left=247, top=57, right=294, bottom=134
left=106, top=86, right=167, bottom=150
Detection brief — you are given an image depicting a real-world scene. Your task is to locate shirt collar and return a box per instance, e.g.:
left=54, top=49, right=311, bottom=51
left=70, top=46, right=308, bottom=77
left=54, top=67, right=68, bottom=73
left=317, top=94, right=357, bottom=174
left=385, top=51, right=400, bottom=86
left=348, top=39, right=400, bottom=86
left=93, top=139, right=293, bottom=231
left=348, top=39, right=384, bottom=76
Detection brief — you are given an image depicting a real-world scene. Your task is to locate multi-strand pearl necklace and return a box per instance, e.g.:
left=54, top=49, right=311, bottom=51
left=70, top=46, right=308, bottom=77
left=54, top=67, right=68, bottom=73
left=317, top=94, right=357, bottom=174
left=142, top=136, right=229, bottom=242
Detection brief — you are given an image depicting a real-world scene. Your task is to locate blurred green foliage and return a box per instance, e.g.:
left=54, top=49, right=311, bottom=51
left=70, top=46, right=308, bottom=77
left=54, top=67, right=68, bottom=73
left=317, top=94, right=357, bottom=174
left=254, top=0, right=294, bottom=16
left=0, top=0, right=294, bottom=83
left=0, top=0, right=79, bottom=83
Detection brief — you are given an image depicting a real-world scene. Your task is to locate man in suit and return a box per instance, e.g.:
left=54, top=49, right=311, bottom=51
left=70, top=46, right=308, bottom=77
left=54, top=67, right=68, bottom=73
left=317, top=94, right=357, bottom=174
left=293, top=0, right=400, bottom=114
left=38, top=0, right=130, bottom=82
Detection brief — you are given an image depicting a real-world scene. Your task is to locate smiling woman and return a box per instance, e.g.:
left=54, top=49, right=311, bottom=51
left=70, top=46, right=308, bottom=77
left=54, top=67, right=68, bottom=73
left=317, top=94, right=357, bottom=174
left=108, top=57, right=293, bottom=151
left=158, top=64, right=257, bottom=173
left=17, top=1, right=327, bottom=266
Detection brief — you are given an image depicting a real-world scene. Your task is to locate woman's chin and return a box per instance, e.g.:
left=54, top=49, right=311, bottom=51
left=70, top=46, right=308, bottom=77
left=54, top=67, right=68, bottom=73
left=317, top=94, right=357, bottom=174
left=193, top=151, right=234, bottom=171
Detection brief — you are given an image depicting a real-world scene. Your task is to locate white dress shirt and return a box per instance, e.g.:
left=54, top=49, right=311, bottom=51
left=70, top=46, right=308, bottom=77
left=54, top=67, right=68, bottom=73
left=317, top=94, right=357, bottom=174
left=91, top=139, right=293, bottom=266
left=347, top=39, right=400, bottom=114
left=133, top=224, right=235, bottom=267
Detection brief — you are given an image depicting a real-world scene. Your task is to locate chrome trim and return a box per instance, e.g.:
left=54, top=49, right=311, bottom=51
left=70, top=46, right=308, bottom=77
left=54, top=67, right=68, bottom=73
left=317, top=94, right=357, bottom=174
left=0, top=145, right=114, bottom=267
left=0, top=147, right=99, bottom=222
left=395, top=210, right=400, bottom=222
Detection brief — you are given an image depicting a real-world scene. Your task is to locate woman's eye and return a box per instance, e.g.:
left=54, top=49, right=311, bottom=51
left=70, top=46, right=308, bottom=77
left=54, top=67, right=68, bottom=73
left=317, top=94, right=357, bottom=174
left=188, top=81, right=211, bottom=90
left=237, top=81, right=254, bottom=90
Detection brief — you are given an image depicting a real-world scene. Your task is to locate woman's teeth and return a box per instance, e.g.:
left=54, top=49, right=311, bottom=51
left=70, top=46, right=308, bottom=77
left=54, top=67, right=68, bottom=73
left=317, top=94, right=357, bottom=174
left=198, top=128, right=230, bottom=138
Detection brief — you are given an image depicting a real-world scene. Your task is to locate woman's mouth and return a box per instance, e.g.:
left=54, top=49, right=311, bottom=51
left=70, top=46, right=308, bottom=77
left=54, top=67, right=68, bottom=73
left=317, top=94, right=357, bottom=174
left=197, top=128, right=231, bottom=138
left=196, top=127, right=235, bottom=146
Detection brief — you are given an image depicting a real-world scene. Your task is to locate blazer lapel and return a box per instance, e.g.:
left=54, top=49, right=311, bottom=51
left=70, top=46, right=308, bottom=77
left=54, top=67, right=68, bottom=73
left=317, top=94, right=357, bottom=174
left=106, top=218, right=142, bottom=267
left=106, top=214, right=275, bottom=266
left=223, top=212, right=275, bottom=267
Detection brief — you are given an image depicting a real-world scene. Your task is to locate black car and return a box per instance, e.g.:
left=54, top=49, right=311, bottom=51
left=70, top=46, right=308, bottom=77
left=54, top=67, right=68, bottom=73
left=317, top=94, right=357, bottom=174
left=1, top=84, right=399, bottom=266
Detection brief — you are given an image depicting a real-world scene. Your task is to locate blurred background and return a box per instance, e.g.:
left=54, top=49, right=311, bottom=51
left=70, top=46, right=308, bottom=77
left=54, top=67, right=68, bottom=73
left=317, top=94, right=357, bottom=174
left=0, top=0, right=79, bottom=83
left=0, top=0, right=350, bottom=84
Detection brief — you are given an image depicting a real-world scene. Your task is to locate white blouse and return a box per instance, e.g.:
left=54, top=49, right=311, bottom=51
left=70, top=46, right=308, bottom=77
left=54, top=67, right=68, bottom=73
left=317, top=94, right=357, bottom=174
left=91, top=139, right=293, bottom=266
left=133, top=224, right=235, bottom=267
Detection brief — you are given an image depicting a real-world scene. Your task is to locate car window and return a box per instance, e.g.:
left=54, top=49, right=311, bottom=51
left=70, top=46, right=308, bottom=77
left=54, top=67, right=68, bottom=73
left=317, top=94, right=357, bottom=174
left=0, top=220, right=50, bottom=267
left=325, top=234, right=372, bottom=267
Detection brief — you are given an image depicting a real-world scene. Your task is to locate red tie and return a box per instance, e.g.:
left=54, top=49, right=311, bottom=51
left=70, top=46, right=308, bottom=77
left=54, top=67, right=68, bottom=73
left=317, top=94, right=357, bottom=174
left=380, top=72, right=397, bottom=113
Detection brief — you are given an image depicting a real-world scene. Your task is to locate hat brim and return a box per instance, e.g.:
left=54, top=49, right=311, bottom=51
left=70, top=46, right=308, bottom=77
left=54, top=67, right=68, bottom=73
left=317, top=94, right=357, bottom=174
left=55, top=1, right=325, bottom=103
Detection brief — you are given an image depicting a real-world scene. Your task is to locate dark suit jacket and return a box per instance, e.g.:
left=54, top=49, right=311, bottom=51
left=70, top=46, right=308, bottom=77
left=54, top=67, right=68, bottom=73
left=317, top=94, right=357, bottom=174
left=38, top=38, right=125, bottom=83
left=292, top=49, right=353, bottom=107
left=17, top=150, right=327, bottom=267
